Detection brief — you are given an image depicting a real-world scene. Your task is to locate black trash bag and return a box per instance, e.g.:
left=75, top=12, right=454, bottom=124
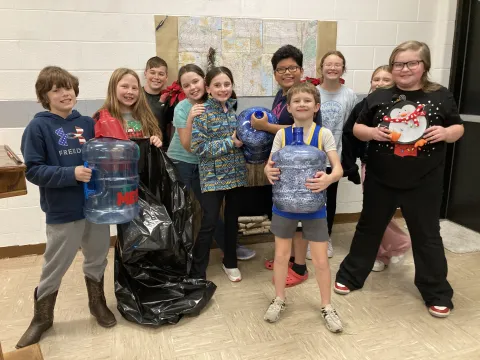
left=114, top=139, right=216, bottom=326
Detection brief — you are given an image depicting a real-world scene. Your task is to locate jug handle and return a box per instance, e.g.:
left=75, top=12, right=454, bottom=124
left=83, top=161, right=97, bottom=200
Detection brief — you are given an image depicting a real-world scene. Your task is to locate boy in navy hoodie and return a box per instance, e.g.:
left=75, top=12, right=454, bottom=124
left=16, top=66, right=116, bottom=349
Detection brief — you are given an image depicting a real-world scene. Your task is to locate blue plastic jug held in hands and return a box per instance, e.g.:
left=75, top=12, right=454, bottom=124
left=272, top=127, right=327, bottom=213
left=83, top=138, right=140, bottom=224
left=237, top=107, right=279, bottom=164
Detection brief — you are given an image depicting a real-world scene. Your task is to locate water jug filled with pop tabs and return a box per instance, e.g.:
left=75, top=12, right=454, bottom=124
left=272, top=127, right=327, bottom=213
left=236, top=107, right=279, bottom=164
left=83, top=115, right=141, bottom=224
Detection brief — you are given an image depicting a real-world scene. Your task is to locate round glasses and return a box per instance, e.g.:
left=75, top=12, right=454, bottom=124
left=392, top=60, right=424, bottom=71
left=275, top=66, right=300, bottom=74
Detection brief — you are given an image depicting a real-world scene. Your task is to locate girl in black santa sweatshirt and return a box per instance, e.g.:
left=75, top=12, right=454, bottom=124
left=334, top=41, right=464, bottom=319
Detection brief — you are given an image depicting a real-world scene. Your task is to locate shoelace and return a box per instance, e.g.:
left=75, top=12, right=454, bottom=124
left=269, top=298, right=285, bottom=312
left=321, top=307, right=342, bottom=327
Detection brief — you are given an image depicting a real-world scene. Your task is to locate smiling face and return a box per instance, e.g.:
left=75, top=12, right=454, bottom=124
left=287, top=91, right=320, bottom=122
left=47, top=85, right=76, bottom=117
left=116, top=74, right=140, bottom=112
left=206, top=73, right=233, bottom=103
left=144, top=66, right=168, bottom=94
left=321, top=54, right=344, bottom=81
left=180, top=71, right=206, bottom=102
left=274, top=57, right=304, bottom=91
left=370, top=70, right=393, bottom=92
left=392, top=50, right=425, bottom=90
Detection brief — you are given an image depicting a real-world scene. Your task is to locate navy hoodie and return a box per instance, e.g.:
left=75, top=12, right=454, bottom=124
left=21, top=110, right=95, bottom=224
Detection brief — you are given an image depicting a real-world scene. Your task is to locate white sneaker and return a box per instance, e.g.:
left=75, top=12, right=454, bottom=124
left=327, top=239, right=333, bottom=258
left=222, top=265, right=242, bottom=282
left=306, top=244, right=312, bottom=260
left=390, top=254, right=405, bottom=265
left=321, top=304, right=343, bottom=333
left=264, top=297, right=286, bottom=323
left=372, top=260, right=386, bottom=272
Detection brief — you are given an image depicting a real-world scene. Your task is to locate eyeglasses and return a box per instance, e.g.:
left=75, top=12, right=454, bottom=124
left=275, top=66, right=300, bottom=74
left=392, top=60, right=423, bottom=71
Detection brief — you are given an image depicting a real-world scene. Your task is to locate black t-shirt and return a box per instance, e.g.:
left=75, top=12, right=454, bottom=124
left=272, top=89, right=322, bottom=126
left=357, top=86, right=462, bottom=189
left=144, top=89, right=172, bottom=148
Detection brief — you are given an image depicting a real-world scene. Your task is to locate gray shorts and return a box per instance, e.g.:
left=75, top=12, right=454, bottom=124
left=270, top=214, right=329, bottom=242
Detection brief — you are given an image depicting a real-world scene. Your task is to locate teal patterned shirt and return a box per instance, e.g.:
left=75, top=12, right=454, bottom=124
left=191, top=97, right=247, bottom=193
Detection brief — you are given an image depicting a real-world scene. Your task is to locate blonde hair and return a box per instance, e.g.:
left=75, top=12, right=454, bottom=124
left=371, top=65, right=391, bottom=81
left=287, top=82, right=320, bottom=105
left=369, top=65, right=393, bottom=93
left=389, top=41, right=441, bottom=93
left=99, top=68, right=161, bottom=138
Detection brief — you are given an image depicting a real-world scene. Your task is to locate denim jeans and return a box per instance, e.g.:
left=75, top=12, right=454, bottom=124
left=171, top=160, right=227, bottom=251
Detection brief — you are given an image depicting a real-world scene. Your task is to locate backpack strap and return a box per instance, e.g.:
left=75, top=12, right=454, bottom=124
left=306, top=124, right=316, bottom=145
left=282, top=126, right=293, bottom=146
left=318, top=127, right=323, bottom=150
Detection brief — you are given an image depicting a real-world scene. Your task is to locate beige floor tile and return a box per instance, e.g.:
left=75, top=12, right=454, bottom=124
left=418, top=347, right=480, bottom=360
left=236, top=338, right=310, bottom=360
left=297, top=332, right=366, bottom=360
left=0, top=255, right=38, bottom=270
left=214, top=287, right=270, bottom=313
left=351, top=320, right=435, bottom=359
left=111, top=325, right=174, bottom=360
left=0, top=269, right=27, bottom=299
left=175, top=348, right=241, bottom=360
left=402, top=314, right=480, bottom=354
left=224, top=308, right=292, bottom=346
left=1, top=223, right=480, bottom=360
left=168, top=314, right=236, bottom=357
left=446, top=307, right=480, bottom=340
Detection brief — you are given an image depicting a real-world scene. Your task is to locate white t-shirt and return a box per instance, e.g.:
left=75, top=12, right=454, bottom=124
left=270, top=123, right=336, bottom=154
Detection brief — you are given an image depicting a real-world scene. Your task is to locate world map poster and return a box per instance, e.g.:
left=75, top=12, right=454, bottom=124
left=159, top=16, right=322, bottom=97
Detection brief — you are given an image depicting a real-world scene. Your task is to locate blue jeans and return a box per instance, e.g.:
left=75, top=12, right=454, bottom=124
left=171, top=160, right=227, bottom=252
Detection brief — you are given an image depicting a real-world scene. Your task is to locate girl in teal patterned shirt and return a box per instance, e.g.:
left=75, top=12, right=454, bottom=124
left=190, top=66, right=247, bottom=282
left=168, top=64, right=256, bottom=261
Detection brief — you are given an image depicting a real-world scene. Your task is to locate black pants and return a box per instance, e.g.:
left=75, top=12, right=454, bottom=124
left=326, top=167, right=339, bottom=236
left=336, top=170, right=454, bottom=309
left=190, top=187, right=244, bottom=279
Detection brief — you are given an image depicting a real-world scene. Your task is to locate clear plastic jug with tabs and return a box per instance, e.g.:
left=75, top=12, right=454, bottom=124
left=272, top=127, right=327, bottom=213
left=82, top=138, right=140, bottom=224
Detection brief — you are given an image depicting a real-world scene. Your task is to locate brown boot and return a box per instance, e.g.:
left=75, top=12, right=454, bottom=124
left=16, top=288, right=58, bottom=349
left=85, top=276, right=116, bottom=328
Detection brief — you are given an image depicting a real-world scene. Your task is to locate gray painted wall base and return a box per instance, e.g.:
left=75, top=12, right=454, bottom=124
left=1, top=95, right=365, bottom=128
left=0, top=99, right=104, bottom=128
left=0, top=97, right=272, bottom=128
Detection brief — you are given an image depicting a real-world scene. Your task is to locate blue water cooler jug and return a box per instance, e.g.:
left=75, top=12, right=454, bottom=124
left=272, top=127, right=327, bottom=213
left=237, top=107, right=279, bottom=164
left=82, top=138, right=140, bottom=224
